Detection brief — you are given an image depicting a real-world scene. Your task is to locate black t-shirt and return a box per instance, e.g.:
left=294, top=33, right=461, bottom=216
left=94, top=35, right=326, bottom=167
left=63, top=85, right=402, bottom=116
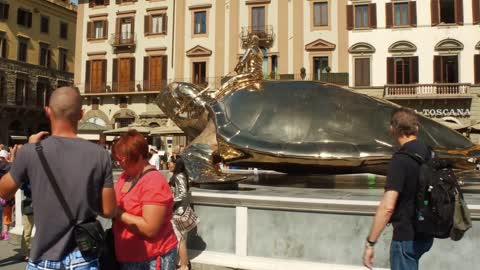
left=385, top=139, right=430, bottom=241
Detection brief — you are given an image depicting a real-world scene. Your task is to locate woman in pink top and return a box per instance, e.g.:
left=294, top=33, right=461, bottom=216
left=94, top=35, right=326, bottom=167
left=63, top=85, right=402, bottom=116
left=112, top=130, right=178, bottom=270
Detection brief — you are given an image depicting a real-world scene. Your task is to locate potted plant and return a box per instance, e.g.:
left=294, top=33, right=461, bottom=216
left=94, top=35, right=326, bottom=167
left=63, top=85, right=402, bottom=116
left=300, top=67, right=306, bottom=80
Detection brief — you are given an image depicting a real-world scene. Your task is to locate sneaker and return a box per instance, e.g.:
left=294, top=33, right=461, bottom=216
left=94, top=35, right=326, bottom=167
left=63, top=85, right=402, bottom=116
left=0, top=233, right=4, bottom=240
left=3, top=233, right=8, bottom=241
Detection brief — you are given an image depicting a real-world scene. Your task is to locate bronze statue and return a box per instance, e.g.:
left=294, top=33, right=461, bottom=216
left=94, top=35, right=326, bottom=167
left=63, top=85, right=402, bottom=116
left=156, top=36, right=480, bottom=183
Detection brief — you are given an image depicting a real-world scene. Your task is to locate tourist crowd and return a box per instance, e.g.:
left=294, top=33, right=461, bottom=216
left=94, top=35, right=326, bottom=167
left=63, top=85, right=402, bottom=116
left=0, top=87, right=198, bottom=270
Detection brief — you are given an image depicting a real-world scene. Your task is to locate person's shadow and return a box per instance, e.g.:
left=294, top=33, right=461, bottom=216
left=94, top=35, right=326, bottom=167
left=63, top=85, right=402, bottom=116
left=0, top=248, right=26, bottom=268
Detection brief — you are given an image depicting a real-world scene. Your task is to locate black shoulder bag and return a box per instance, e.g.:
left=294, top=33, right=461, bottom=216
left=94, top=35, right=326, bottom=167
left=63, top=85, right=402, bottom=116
left=35, top=142, right=105, bottom=257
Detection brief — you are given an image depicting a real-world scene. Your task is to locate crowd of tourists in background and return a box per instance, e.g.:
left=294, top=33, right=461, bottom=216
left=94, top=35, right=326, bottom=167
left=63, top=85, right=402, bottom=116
left=0, top=87, right=198, bottom=270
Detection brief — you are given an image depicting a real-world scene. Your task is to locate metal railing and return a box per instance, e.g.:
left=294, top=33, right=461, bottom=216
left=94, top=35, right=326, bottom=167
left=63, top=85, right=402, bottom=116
left=110, top=33, right=136, bottom=46
left=384, top=83, right=471, bottom=97
left=241, top=25, right=274, bottom=47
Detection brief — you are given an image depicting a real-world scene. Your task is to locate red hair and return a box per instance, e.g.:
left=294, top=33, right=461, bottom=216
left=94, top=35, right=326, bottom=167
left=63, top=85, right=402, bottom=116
left=112, top=130, right=149, bottom=163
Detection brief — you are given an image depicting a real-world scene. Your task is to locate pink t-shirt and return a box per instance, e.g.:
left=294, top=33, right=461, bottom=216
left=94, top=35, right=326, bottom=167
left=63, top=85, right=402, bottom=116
left=113, top=170, right=177, bottom=262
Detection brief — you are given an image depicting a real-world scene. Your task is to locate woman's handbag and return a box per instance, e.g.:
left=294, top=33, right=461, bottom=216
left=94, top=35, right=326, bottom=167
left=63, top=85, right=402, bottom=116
left=173, top=206, right=200, bottom=234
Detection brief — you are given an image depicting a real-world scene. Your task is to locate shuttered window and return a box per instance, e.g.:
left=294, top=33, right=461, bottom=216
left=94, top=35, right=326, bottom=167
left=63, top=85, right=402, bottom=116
left=145, top=14, right=167, bottom=35
left=387, top=57, right=419, bottom=84
left=89, top=0, right=109, bottom=8
left=144, top=56, right=168, bottom=91
left=387, top=2, right=416, bottom=27
left=473, top=0, right=480, bottom=24
left=114, top=58, right=135, bottom=92
left=17, top=38, right=28, bottom=62
left=354, top=58, right=370, bottom=87
left=349, top=4, right=376, bottom=29
left=87, top=20, right=108, bottom=40
left=433, top=55, right=459, bottom=83
left=432, top=0, right=463, bottom=25
left=88, top=59, right=106, bottom=93
left=0, top=36, right=7, bottom=58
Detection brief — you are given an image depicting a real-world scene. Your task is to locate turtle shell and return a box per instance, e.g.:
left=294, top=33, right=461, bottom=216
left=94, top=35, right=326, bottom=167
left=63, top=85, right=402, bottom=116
left=210, top=81, right=476, bottom=173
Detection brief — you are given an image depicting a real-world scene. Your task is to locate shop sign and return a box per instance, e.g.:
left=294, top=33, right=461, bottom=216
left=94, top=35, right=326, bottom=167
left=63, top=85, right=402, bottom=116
left=417, top=109, right=471, bottom=117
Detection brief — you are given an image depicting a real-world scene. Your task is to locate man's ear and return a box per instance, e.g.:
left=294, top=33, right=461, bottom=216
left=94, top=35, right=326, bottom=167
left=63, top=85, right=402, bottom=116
left=45, top=106, right=52, bottom=119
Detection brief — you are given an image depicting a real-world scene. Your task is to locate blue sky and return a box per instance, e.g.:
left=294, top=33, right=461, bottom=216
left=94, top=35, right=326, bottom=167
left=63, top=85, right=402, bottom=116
left=71, top=0, right=78, bottom=4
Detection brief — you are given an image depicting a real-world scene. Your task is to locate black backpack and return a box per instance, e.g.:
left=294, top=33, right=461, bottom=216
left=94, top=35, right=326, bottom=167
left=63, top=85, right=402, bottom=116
left=398, top=151, right=471, bottom=240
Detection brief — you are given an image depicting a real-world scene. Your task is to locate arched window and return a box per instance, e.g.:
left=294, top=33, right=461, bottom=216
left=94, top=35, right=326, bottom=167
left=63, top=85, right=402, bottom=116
left=349, top=43, right=375, bottom=87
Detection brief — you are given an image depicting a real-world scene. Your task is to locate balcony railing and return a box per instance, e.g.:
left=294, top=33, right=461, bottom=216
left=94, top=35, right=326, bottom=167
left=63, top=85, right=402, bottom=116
left=241, top=25, right=274, bottom=48
left=384, top=83, right=471, bottom=98
left=110, top=32, right=136, bottom=47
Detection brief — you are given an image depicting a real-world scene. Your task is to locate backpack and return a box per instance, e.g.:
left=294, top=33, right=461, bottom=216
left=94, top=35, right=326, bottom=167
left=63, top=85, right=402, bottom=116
left=398, top=151, right=471, bottom=240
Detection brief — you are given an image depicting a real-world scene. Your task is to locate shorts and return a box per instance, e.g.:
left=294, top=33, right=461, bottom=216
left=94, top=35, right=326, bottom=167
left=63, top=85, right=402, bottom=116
left=121, top=247, right=177, bottom=270
left=2, top=205, right=12, bottom=225
left=26, top=249, right=99, bottom=270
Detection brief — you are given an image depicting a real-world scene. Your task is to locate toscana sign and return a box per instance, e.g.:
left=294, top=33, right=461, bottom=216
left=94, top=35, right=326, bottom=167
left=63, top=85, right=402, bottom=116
left=417, top=109, right=471, bottom=117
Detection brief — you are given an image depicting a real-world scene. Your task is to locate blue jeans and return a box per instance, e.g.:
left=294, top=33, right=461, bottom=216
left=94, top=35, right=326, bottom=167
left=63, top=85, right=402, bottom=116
left=26, top=249, right=98, bottom=270
left=390, top=238, right=434, bottom=270
left=121, top=247, right=177, bottom=270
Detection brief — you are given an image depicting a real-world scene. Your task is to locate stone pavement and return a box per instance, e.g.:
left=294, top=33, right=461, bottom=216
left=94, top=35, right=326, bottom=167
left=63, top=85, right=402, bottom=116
left=0, top=238, right=26, bottom=270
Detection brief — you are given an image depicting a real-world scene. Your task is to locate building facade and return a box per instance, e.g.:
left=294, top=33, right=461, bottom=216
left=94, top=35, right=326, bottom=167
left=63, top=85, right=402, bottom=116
left=76, top=0, right=480, bottom=143
left=75, top=0, right=349, bottom=148
left=0, top=0, right=76, bottom=144
left=347, top=0, right=480, bottom=141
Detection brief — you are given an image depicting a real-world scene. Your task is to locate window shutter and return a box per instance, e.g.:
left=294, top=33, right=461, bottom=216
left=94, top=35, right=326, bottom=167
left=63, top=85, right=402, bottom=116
left=144, top=15, right=150, bottom=34
left=386, top=3, right=392, bottom=28
left=131, top=17, right=135, bottom=36
left=387, top=57, right=394, bottom=84
left=455, top=0, right=463, bottom=25
left=410, top=1, right=417, bottom=26
left=130, top=58, right=135, bottom=91
left=105, top=0, right=110, bottom=5
left=112, top=58, right=118, bottom=92
left=89, top=0, right=94, bottom=8
left=162, top=55, right=168, bottom=87
left=4, top=4, right=9, bottom=19
left=410, top=56, right=419, bottom=84
left=474, top=0, right=480, bottom=24
left=103, top=20, right=108, bottom=38
left=116, top=0, right=121, bottom=4
left=434, top=56, right=441, bottom=83
left=87, top=22, right=92, bottom=39
left=346, top=5, right=353, bottom=30
left=27, top=12, right=32, bottom=28
left=115, top=17, right=120, bottom=34
left=474, top=55, right=480, bottom=84
left=102, top=59, right=107, bottom=91
left=144, top=56, right=149, bottom=91
left=369, top=4, right=377, bottom=29
left=431, top=0, right=439, bottom=26
left=162, top=14, right=168, bottom=34
left=85, top=60, right=91, bottom=92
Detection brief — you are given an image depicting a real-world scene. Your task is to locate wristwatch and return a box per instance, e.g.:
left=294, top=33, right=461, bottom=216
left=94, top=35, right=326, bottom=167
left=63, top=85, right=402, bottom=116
left=366, top=238, right=376, bottom=248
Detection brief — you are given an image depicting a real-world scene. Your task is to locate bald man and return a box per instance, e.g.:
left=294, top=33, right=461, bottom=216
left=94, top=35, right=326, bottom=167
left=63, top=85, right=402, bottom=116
left=0, top=87, right=117, bottom=269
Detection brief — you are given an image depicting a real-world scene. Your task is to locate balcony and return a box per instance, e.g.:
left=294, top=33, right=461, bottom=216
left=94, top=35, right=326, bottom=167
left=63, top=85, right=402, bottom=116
left=384, top=83, right=472, bottom=99
left=81, top=80, right=172, bottom=95
left=110, top=33, right=136, bottom=50
left=240, top=25, right=274, bottom=48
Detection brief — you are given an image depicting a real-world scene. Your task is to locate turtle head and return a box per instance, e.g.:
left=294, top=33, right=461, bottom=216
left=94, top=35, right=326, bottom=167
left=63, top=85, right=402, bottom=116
left=155, top=82, right=210, bottom=139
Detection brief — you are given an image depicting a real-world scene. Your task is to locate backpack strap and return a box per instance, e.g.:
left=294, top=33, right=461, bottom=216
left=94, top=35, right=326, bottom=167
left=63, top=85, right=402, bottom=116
left=395, top=151, right=425, bottom=164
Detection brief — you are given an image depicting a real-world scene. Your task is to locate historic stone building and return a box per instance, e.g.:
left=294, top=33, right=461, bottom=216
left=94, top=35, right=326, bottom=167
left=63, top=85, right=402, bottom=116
left=0, top=0, right=77, bottom=144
